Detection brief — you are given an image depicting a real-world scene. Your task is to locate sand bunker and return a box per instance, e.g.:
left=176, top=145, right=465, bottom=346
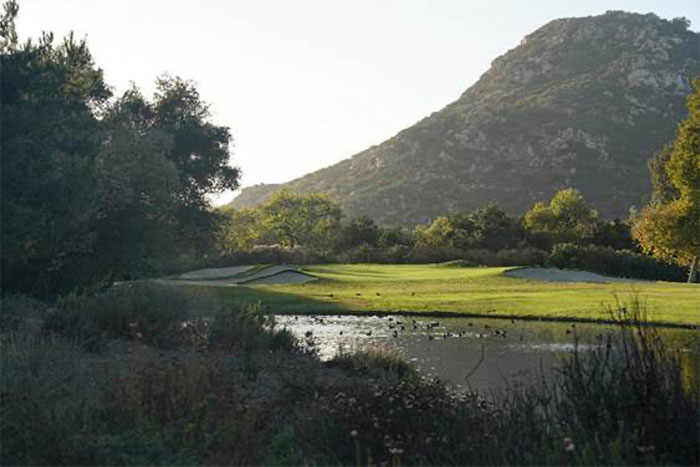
left=179, top=265, right=254, bottom=280
left=506, top=267, right=644, bottom=284
left=168, top=264, right=317, bottom=286
left=239, top=270, right=317, bottom=285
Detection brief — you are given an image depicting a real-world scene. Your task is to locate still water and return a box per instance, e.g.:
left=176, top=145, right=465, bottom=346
left=274, top=314, right=699, bottom=393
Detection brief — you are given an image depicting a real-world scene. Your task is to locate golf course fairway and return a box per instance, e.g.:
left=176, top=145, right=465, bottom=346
left=201, top=264, right=699, bottom=326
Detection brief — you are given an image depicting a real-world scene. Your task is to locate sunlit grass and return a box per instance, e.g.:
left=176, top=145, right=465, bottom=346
left=205, top=264, right=699, bottom=325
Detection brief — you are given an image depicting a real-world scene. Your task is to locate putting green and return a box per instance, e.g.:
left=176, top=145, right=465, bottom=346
left=200, top=264, right=699, bottom=326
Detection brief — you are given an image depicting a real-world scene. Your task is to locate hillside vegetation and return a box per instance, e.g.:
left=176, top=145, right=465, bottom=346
left=231, top=12, right=699, bottom=225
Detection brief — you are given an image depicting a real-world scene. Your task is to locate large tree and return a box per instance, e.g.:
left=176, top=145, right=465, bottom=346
left=415, top=203, right=521, bottom=251
left=633, top=78, right=700, bottom=282
left=0, top=2, right=241, bottom=294
left=522, top=188, right=598, bottom=248
left=259, top=190, right=342, bottom=249
left=1, top=5, right=111, bottom=294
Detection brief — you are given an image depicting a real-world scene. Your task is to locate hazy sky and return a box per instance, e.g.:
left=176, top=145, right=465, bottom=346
left=16, top=0, right=700, bottom=205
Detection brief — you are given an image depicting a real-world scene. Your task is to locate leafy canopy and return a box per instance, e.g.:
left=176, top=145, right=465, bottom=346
left=632, top=78, right=700, bottom=278
left=522, top=188, right=598, bottom=246
left=259, top=190, right=342, bottom=249
left=0, top=2, right=240, bottom=295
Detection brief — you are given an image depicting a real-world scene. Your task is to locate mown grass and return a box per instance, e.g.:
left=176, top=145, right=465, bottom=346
left=204, top=264, right=700, bottom=326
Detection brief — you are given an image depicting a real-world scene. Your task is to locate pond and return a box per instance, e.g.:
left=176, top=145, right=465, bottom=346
left=274, top=314, right=699, bottom=393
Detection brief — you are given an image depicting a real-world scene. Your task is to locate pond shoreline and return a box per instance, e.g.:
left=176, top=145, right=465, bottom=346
left=268, top=309, right=699, bottom=330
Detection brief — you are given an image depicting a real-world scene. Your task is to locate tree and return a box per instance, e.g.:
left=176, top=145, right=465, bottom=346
left=633, top=78, right=700, bottom=282
left=523, top=188, right=598, bottom=248
left=90, top=87, right=180, bottom=280
left=590, top=219, right=636, bottom=251
left=415, top=203, right=521, bottom=251
left=377, top=227, right=414, bottom=248
left=337, top=215, right=380, bottom=250
left=414, top=215, right=476, bottom=250
left=260, top=190, right=342, bottom=248
left=0, top=3, right=241, bottom=295
left=216, top=207, right=263, bottom=253
left=150, top=76, right=241, bottom=254
left=1, top=20, right=111, bottom=295
left=468, top=203, right=522, bottom=251
left=648, top=144, right=678, bottom=204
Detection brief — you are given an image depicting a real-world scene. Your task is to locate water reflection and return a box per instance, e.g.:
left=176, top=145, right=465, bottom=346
left=274, top=314, right=699, bottom=393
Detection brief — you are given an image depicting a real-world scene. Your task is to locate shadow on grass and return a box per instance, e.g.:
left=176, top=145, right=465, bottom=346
left=194, top=284, right=352, bottom=315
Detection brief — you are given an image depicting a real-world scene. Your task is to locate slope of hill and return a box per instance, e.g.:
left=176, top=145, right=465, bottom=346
left=230, top=12, right=699, bottom=225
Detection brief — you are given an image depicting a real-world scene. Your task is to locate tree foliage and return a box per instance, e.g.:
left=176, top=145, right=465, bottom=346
left=216, top=208, right=262, bottom=252
left=522, top=188, right=598, bottom=247
left=0, top=4, right=240, bottom=295
left=415, top=203, right=521, bottom=251
left=259, top=190, right=342, bottom=249
left=337, top=215, right=380, bottom=250
left=633, top=78, right=700, bottom=281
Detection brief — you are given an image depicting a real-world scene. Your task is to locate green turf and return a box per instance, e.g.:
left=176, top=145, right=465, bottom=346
left=200, top=264, right=700, bottom=326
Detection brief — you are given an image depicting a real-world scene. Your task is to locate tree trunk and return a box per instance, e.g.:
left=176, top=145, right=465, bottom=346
left=688, top=256, right=698, bottom=283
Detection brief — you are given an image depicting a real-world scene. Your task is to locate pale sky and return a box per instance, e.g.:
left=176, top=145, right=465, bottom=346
left=16, top=0, right=700, bottom=205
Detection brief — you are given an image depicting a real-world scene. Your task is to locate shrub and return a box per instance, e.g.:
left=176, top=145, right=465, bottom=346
left=0, top=331, right=112, bottom=465
left=209, top=302, right=296, bottom=352
left=548, top=243, right=686, bottom=281
left=0, top=295, right=49, bottom=332
left=494, top=299, right=698, bottom=465
left=326, top=346, right=414, bottom=379
left=42, top=283, right=196, bottom=350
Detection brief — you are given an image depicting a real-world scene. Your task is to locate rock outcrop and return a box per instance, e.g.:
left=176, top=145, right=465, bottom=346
left=230, top=12, right=699, bottom=225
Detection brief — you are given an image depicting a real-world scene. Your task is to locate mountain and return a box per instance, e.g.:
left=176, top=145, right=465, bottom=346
left=230, top=11, right=699, bottom=226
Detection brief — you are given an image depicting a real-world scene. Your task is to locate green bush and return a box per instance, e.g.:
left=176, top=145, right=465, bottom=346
left=209, top=303, right=295, bottom=352
left=327, top=347, right=414, bottom=379
left=548, top=243, right=686, bottom=281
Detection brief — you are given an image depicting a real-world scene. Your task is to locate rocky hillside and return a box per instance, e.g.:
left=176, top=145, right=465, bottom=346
left=230, top=12, right=699, bottom=225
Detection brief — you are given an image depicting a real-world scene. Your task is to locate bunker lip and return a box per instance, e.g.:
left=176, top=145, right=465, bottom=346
left=178, top=265, right=254, bottom=280
left=505, top=267, right=648, bottom=283
left=237, top=269, right=318, bottom=285
left=166, top=264, right=318, bottom=286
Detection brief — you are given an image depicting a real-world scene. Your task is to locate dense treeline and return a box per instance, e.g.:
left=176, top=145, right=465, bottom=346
left=216, top=188, right=686, bottom=281
left=0, top=2, right=238, bottom=297
left=215, top=81, right=700, bottom=282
